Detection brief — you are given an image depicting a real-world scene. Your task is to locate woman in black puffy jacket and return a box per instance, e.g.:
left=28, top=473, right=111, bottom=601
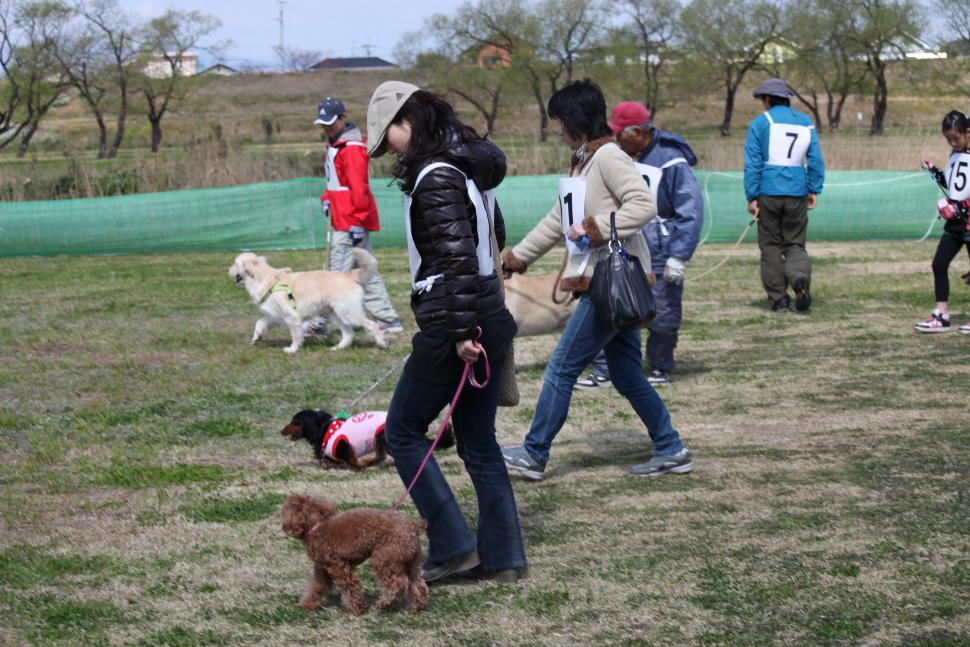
left=366, top=82, right=526, bottom=584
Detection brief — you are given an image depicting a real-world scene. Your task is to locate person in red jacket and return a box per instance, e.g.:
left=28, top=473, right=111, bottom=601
left=314, top=97, right=402, bottom=333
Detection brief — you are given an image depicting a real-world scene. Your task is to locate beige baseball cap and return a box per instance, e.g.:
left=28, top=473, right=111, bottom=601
left=366, top=80, right=420, bottom=158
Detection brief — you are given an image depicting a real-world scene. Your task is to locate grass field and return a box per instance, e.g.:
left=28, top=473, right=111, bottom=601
left=1, top=241, right=970, bottom=646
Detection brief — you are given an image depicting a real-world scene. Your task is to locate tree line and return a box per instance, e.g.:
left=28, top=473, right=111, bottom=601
left=395, top=0, right=970, bottom=139
left=0, top=0, right=220, bottom=157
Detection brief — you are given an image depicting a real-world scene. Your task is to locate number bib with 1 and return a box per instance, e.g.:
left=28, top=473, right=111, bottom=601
left=947, top=151, right=970, bottom=201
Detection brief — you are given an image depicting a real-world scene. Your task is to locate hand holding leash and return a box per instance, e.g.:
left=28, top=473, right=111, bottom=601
left=392, top=328, right=490, bottom=511
left=455, top=338, right=482, bottom=363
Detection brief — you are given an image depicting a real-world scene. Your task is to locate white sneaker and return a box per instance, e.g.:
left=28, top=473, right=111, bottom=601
left=574, top=373, right=611, bottom=390
left=960, top=321, right=970, bottom=334
left=914, top=310, right=951, bottom=333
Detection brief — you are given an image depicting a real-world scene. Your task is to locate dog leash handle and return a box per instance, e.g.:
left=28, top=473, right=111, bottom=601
left=391, top=331, right=490, bottom=512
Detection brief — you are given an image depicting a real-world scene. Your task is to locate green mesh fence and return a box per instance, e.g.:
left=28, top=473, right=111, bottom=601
left=0, top=171, right=944, bottom=258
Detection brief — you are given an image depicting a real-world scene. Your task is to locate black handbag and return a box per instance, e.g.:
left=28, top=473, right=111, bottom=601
left=588, top=212, right=657, bottom=330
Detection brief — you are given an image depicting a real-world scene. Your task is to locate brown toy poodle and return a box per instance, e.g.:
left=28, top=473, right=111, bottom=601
left=281, top=494, right=429, bottom=614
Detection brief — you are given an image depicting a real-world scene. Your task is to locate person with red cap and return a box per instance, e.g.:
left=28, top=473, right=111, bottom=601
left=307, top=96, right=403, bottom=337
left=575, top=101, right=704, bottom=388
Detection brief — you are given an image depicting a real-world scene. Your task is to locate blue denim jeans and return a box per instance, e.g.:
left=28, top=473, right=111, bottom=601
left=591, top=278, right=684, bottom=376
left=524, top=295, right=684, bottom=464
left=384, top=329, right=526, bottom=573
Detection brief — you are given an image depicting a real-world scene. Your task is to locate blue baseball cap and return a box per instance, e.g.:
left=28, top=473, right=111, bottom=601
left=314, top=97, right=346, bottom=126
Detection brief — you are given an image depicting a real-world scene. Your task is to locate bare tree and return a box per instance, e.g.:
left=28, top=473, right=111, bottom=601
left=679, top=0, right=786, bottom=136
left=74, top=0, right=141, bottom=158
left=619, top=0, right=680, bottom=116
left=136, top=8, right=220, bottom=152
left=51, top=3, right=113, bottom=156
left=845, top=0, right=924, bottom=136
left=423, top=0, right=552, bottom=139
left=0, top=0, right=71, bottom=155
left=420, top=0, right=598, bottom=142
left=274, top=45, right=323, bottom=72
left=929, top=0, right=970, bottom=97
left=414, top=49, right=510, bottom=135
left=536, top=0, right=602, bottom=93
left=0, top=0, right=25, bottom=144
left=775, top=0, right=869, bottom=132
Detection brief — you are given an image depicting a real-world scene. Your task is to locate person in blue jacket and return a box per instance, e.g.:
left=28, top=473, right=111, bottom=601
left=744, top=77, right=825, bottom=313
left=576, top=101, right=704, bottom=388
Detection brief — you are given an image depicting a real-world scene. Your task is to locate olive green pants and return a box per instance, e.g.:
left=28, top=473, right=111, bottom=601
left=757, top=195, right=811, bottom=303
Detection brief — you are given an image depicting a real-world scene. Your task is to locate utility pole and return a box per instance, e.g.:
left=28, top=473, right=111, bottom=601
left=277, top=0, right=286, bottom=70
left=361, top=43, right=375, bottom=57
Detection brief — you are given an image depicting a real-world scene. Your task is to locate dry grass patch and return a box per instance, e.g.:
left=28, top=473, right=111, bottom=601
left=1, top=242, right=969, bottom=645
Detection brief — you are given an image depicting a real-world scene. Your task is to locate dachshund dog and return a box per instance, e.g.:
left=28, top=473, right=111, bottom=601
left=282, top=494, right=429, bottom=614
left=281, top=408, right=455, bottom=470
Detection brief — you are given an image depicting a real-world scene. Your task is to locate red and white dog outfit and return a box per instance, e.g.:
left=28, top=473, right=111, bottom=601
left=322, top=411, right=388, bottom=461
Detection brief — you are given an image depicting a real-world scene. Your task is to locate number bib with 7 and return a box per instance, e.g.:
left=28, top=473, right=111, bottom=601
left=764, top=112, right=811, bottom=167
left=947, top=152, right=970, bottom=201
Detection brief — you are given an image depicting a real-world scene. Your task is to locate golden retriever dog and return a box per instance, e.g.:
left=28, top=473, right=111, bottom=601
left=504, top=273, right=577, bottom=337
left=228, top=250, right=387, bottom=353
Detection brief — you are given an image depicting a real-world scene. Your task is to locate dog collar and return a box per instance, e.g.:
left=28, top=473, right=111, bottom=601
left=320, top=417, right=346, bottom=451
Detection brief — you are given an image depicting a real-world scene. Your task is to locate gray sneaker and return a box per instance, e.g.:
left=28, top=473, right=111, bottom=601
left=628, top=448, right=693, bottom=476
left=379, top=318, right=404, bottom=334
left=502, top=445, right=546, bottom=481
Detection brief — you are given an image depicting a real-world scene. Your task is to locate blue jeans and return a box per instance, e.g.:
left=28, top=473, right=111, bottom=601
left=591, top=278, right=684, bottom=375
left=384, top=337, right=526, bottom=573
left=524, top=295, right=684, bottom=464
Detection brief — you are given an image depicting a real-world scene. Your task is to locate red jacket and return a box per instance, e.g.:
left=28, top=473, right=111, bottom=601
left=321, top=124, right=380, bottom=232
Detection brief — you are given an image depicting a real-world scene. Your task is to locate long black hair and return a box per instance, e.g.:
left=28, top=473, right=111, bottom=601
left=546, top=79, right=612, bottom=144
left=942, top=110, right=970, bottom=133
left=390, top=90, right=481, bottom=191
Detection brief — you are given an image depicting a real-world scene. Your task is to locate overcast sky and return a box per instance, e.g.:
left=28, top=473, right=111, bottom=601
left=118, top=0, right=462, bottom=68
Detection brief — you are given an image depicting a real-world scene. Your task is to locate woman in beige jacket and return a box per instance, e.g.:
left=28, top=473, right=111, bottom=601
left=501, top=79, right=693, bottom=480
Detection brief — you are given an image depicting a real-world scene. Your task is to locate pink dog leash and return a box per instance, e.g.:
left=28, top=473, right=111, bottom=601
left=391, top=333, right=490, bottom=512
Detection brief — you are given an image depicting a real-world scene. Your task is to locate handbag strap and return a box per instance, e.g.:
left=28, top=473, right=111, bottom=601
left=608, top=211, right=621, bottom=253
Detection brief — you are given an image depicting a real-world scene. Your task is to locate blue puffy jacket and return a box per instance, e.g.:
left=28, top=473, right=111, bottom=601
left=743, top=105, right=825, bottom=201
left=638, top=129, right=705, bottom=272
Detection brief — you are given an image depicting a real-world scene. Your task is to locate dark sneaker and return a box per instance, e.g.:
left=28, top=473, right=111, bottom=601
left=379, top=319, right=404, bottom=334
left=575, top=373, right=611, bottom=390
left=501, top=445, right=546, bottom=481
left=301, top=320, right=329, bottom=338
left=420, top=549, right=480, bottom=584
left=793, top=277, right=811, bottom=312
left=771, top=296, right=791, bottom=313
left=628, top=448, right=694, bottom=476
left=914, top=310, right=951, bottom=333
left=458, top=566, right=523, bottom=583
left=647, top=369, right=669, bottom=385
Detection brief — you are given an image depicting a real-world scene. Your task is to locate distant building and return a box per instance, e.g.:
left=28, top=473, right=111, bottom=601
left=143, top=52, right=198, bottom=78
left=308, top=57, right=397, bottom=72
left=198, top=63, right=239, bottom=76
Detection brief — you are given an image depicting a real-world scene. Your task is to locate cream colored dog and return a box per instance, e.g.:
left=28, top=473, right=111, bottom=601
left=228, top=250, right=387, bottom=353
left=504, top=273, right=576, bottom=337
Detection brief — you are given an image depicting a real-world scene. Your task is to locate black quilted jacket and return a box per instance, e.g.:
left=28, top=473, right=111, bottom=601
left=407, top=138, right=508, bottom=341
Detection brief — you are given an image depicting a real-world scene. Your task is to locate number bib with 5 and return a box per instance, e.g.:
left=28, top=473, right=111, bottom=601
left=947, top=152, right=970, bottom=201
